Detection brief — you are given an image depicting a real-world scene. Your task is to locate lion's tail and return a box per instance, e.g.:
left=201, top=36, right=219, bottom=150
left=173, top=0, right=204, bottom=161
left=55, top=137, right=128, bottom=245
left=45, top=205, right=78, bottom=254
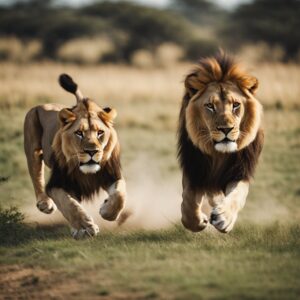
left=58, top=73, right=83, bottom=104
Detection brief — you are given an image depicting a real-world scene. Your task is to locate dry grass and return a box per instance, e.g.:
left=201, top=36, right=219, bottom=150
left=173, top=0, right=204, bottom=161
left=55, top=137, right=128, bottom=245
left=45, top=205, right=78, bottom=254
left=0, top=60, right=299, bottom=299
left=0, top=62, right=184, bottom=109
left=0, top=60, right=299, bottom=110
left=0, top=60, right=299, bottom=227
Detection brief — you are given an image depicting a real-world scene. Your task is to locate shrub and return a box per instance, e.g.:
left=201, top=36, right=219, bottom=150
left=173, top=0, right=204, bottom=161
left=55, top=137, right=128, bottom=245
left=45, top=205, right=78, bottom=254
left=0, top=37, right=42, bottom=62
left=131, top=49, right=155, bottom=68
left=0, top=206, right=26, bottom=245
left=155, top=43, right=184, bottom=67
left=57, top=36, right=114, bottom=64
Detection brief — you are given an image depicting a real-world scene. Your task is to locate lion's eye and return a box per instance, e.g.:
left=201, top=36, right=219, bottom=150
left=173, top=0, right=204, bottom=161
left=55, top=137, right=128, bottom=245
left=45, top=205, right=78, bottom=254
left=97, top=130, right=104, bottom=139
left=205, top=103, right=215, bottom=112
left=75, top=130, right=83, bottom=138
left=233, top=102, right=240, bottom=110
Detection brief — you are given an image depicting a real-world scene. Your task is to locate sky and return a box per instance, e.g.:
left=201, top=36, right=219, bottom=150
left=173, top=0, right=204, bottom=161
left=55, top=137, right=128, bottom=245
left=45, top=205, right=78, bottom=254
left=0, top=0, right=252, bottom=9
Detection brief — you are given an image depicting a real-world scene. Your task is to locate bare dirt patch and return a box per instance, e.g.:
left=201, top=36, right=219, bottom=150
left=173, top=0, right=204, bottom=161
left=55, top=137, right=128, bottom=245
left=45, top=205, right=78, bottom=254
left=0, top=265, right=83, bottom=299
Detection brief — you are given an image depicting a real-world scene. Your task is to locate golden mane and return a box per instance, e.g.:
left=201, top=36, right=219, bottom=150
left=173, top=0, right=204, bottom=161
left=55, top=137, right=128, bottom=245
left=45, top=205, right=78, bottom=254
left=178, top=52, right=264, bottom=192
left=24, top=73, right=127, bottom=238
left=46, top=98, right=122, bottom=201
left=185, top=51, right=258, bottom=96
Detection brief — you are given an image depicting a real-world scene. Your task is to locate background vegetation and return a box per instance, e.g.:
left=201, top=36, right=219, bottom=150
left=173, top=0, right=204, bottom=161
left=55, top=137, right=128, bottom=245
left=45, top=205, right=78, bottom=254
left=0, top=0, right=299, bottom=299
left=0, top=0, right=299, bottom=64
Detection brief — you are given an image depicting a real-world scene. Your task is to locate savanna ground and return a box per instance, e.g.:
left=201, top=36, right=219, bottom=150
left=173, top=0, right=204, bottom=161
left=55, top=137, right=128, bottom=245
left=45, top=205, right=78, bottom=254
left=0, top=61, right=299, bottom=299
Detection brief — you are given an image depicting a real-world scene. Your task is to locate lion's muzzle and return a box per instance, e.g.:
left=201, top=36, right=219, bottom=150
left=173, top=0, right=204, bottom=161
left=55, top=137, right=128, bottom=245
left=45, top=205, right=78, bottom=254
left=79, top=149, right=102, bottom=174
left=212, top=125, right=239, bottom=153
left=214, top=138, right=237, bottom=153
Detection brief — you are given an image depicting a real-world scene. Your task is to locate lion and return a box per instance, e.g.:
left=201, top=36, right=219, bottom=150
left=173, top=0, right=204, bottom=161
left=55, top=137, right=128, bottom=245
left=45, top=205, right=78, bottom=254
left=177, top=51, right=264, bottom=233
left=24, top=74, right=127, bottom=239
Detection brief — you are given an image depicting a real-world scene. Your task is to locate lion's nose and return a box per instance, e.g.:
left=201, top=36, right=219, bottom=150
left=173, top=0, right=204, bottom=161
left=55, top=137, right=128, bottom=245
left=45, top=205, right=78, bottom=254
left=217, top=127, right=234, bottom=135
left=85, top=150, right=98, bottom=157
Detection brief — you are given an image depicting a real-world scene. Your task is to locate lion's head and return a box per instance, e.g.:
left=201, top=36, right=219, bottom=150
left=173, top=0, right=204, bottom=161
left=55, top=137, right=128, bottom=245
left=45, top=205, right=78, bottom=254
left=51, top=74, right=118, bottom=175
left=53, top=99, right=117, bottom=174
left=182, top=52, right=262, bottom=155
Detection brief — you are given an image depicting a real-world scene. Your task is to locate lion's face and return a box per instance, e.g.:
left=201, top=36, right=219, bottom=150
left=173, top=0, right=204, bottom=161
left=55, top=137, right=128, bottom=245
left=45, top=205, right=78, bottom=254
left=55, top=99, right=117, bottom=174
left=185, top=81, right=262, bottom=155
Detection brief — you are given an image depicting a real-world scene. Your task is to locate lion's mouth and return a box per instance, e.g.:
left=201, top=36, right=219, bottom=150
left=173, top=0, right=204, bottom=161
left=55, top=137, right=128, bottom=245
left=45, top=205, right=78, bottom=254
left=79, top=160, right=101, bottom=174
left=79, top=160, right=99, bottom=166
left=214, top=138, right=238, bottom=153
left=214, top=137, right=236, bottom=144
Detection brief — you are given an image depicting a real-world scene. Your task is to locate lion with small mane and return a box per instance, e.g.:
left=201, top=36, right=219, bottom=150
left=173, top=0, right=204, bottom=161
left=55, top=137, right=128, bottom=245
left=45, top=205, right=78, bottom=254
left=178, top=51, right=263, bottom=233
left=24, top=74, right=126, bottom=239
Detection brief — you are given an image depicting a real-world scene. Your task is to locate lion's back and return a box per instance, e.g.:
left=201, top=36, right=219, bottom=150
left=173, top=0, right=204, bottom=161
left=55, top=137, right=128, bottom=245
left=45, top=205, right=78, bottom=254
left=24, top=103, right=65, bottom=167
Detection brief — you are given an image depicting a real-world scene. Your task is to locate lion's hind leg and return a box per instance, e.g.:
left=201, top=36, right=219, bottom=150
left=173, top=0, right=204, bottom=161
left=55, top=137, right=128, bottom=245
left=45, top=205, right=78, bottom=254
left=24, top=107, right=57, bottom=214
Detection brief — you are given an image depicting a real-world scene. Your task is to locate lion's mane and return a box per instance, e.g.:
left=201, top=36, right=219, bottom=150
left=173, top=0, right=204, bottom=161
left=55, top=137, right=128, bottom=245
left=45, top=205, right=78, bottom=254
left=46, top=100, right=122, bottom=201
left=177, top=52, right=264, bottom=192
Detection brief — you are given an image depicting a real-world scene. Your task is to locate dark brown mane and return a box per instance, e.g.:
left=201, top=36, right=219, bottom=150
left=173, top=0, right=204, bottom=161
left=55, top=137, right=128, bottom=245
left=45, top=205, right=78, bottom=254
left=177, top=124, right=263, bottom=192
left=46, top=145, right=122, bottom=201
left=178, top=52, right=263, bottom=192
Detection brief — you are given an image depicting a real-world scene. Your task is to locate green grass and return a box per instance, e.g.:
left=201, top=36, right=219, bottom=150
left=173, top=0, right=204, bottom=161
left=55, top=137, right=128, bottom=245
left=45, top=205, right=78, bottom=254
left=0, top=103, right=299, bottom=299
left=0, top=209, right=299, bottom=299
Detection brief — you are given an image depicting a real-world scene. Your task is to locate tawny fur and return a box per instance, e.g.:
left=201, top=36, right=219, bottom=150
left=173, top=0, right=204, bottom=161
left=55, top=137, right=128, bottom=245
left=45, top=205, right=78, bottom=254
left=178, top=52, right=264, bottom=233
left=24, top=78, right=127, bottom=239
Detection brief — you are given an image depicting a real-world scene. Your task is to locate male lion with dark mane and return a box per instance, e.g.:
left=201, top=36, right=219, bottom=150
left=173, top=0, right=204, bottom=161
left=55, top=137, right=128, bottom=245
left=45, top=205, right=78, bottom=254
left=178, top=52, right=263, bottom=233
left=24, top=74, right=126, bottom=239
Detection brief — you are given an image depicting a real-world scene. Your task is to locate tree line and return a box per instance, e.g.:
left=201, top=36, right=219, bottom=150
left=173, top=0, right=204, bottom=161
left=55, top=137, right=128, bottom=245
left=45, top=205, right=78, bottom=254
left=0, top=0, right=299, bottom=63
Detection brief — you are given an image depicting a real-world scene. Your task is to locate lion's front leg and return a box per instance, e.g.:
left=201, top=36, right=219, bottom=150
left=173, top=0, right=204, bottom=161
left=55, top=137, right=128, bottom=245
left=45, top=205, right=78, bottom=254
left=100, top=179, right=126, bottom=221
left=209, top=181, right=249, bottom=233
left=47, top=188, right=99, bottom=239
left=181, top=178, right=208, bottom=232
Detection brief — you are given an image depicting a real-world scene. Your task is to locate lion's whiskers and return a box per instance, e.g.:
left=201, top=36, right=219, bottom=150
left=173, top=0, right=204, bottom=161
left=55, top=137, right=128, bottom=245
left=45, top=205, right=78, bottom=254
left=199, top=133, right=212, bottom=146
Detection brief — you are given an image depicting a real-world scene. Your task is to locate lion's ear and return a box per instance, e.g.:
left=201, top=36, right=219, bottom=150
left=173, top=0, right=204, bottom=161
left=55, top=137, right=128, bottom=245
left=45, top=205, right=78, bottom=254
left=103, top=107, right=117, bottom=119
left=99, top=107, right=117, bottom=124
left=185, top=73, right=205, bottom=98
left=59, top=108, right=76, bottom=126
left=240, top=75, right=259, bottom=95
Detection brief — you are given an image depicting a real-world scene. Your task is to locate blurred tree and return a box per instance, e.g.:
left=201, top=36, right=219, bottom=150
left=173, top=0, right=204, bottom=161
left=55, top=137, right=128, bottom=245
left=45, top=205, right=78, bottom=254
left=168, top=0, right=224, bottom=60
left=223, top=0, right=300, bottom=61
left=0, top=1, right=112, bottom=58
left=82, top=1, right=191, bottom=61
left=170, top=0, right=225, bottom=26
left=0, top=0, right=194, bottom=62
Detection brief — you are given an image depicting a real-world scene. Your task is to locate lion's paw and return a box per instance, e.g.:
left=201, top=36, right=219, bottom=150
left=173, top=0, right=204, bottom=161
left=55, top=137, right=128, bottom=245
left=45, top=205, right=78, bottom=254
left=210, top=203, right=238, bottom=233
left=71, top=223, right=99, bottom=240
left=100, top=195, right=124, bottom=221
left=37, top=195, right=57, bottom=214
left=182, top=212, right=208, bottom=232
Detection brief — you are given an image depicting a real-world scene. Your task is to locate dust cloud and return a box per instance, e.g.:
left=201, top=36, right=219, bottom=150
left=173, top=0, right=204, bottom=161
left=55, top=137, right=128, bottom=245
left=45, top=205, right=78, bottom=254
left=23, top=155, right=183, bottom=231
left=23, top=155, right=290, bottom=231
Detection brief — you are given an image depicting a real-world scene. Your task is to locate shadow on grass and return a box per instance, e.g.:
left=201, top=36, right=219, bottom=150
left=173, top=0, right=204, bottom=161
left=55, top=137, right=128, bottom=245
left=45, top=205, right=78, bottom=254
left=0, top=206, right=70, bottom=246
left=1, top=206, right=300, bottom=253
left=0, top=222, right=70, bottom=246
left=0, top=206, right=191, bottom=246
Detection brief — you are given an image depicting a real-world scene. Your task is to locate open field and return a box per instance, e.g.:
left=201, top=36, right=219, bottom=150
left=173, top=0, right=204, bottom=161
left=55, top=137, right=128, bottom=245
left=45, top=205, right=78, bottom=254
left=0, top=62, right=300, bottom=299
left=0, top=223, right=299, bottom=299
